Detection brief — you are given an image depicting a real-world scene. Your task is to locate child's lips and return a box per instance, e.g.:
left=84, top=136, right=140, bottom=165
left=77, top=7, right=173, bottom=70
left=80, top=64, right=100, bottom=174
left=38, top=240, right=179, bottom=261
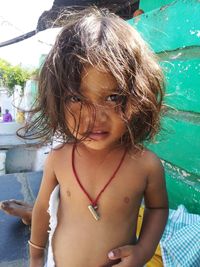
left=88, top=131, right=109, bottom=140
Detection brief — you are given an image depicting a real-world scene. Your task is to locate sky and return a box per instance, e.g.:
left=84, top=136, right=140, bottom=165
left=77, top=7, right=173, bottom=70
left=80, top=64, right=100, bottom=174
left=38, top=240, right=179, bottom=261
left=0, top=0, right=60, bottom=68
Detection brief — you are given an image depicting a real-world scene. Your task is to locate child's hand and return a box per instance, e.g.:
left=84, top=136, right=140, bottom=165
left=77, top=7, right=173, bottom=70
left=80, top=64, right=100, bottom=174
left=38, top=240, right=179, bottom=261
left=108, top=245, right=145, bottom=267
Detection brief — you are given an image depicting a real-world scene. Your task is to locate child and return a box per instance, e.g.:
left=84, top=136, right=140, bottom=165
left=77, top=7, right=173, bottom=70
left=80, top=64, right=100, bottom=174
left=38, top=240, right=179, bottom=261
left=26, top=7, right=168, bottom=267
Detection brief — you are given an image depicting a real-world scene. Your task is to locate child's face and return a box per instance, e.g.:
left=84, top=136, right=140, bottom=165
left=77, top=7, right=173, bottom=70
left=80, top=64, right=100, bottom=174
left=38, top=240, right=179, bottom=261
left=65, top=66, right=127, bottom=150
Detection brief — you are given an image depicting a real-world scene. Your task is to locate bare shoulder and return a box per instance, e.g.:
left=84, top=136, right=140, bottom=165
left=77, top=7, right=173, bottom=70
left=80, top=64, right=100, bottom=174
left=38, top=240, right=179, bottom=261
left=141, top=148, right=164, bottom=175
left=35, top=144, right=74, bottom=204
left=49, top=143, right=73, bottom=160
left=129, top=147, right=163, bottom=175
left=47, top=143, right=73, bottom=172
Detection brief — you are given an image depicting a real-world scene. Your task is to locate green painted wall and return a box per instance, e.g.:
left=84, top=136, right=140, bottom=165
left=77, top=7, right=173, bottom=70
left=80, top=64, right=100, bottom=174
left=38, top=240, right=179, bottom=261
left=139, top=0, right=174, bottom=12
left=128, top=0, right=200, bottom=214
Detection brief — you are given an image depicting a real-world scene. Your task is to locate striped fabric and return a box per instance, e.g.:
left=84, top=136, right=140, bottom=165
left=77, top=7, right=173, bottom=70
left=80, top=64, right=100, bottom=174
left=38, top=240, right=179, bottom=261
left=160, top=205, right=200, bottom=267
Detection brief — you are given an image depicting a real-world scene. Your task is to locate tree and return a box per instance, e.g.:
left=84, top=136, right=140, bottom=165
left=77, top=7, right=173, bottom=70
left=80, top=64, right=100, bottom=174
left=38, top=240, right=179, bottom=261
left=0, top=58, right=33, bottom=96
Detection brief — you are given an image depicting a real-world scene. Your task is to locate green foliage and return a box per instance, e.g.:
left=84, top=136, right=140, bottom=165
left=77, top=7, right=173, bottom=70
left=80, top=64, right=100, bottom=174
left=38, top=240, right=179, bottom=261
left=0, top=58, right=33, bottom=95
left=30, top=68, right=40, bottom=77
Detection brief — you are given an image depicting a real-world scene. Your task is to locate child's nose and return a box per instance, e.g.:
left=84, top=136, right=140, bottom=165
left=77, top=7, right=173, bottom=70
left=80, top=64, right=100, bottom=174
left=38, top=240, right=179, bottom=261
left=95, top=105, right=108, bottom=122
left=84, top=105, right=108, bottom=124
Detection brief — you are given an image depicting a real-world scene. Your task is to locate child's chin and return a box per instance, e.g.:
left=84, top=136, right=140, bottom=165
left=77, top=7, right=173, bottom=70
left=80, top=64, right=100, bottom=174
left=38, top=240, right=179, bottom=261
left=82, top=140, right=110, bottom=151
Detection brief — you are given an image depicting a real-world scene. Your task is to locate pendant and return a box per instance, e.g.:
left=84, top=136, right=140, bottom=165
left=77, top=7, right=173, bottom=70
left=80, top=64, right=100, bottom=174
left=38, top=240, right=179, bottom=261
left=88, top=205, right=100, bottom=221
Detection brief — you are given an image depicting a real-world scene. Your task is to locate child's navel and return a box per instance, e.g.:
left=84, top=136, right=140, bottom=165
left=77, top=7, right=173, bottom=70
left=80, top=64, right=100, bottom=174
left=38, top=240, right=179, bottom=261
left=66, top=190, right=71, bottom=197
left=124, top=197, right=130, bottom=204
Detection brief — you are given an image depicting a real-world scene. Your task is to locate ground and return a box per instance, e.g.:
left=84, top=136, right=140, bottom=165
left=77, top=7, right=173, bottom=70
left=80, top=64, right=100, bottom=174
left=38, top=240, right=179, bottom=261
left=0, top=171, right=42, bottom=267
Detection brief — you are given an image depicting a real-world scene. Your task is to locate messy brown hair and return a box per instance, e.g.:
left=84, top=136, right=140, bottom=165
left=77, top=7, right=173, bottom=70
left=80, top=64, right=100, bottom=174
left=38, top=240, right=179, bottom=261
left=17, top=7, right=165, bottom=149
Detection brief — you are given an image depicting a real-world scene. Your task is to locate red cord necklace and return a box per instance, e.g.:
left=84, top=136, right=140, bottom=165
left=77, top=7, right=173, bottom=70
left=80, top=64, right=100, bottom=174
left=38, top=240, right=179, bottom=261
left=72, top=145, right=127, bottom=221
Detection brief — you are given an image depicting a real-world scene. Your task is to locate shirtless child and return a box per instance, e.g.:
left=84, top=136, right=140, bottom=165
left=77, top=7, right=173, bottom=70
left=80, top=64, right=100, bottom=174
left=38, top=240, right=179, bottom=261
left=2, top=7, right=168, bottom=267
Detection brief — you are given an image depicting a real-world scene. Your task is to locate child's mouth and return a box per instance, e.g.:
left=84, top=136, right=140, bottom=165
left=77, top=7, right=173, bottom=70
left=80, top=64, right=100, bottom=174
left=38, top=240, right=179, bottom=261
left=88, top=131, right=109, bottom=140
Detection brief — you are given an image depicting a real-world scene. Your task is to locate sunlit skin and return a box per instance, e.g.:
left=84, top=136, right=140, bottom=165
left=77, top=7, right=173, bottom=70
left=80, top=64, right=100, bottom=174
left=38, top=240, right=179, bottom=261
left=29, top=66, right=168, bottom=267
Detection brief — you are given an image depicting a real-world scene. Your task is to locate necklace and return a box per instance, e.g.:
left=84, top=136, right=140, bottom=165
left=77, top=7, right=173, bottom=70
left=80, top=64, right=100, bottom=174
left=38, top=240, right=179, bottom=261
left=72, top=145, right=127, bottom=221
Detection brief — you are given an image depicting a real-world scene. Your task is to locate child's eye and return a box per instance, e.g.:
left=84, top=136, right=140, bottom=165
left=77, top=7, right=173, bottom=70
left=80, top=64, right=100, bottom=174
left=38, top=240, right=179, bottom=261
left=69, top=95, right=81, bottom=103
left=106, top=94, right=122, bottom=103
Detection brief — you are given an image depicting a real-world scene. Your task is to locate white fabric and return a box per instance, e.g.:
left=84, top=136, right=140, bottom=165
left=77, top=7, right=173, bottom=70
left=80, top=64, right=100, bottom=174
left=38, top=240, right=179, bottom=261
left=45, top=184, right=60, bottom=267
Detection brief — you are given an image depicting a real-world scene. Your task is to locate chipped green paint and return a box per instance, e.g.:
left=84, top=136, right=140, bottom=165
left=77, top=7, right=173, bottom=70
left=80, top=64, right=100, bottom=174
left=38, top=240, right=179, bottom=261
left=129, top=0, right=200, bottom=52
left=129, top=0, right=200, bottom=214
left=161, top=59, right=200, bottom=113
left=148, top=115, right=200, bottom=176
left=164, top=161, right=200, bottom=214
left=139, top=0, right=174, bottom=13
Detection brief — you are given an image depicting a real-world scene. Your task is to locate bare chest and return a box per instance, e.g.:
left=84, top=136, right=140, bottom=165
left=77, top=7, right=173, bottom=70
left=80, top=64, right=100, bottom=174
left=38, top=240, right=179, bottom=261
left=54, top=159, right=146, bottom=222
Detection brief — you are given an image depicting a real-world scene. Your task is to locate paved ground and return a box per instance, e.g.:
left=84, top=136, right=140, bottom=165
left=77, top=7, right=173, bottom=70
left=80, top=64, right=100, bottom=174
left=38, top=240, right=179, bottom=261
left=0, top=171, right=42, bottom=267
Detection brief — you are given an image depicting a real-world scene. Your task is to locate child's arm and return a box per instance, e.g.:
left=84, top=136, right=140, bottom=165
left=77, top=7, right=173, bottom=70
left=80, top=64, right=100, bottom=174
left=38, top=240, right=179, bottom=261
left=29, top=151, right=58, bottom=267
left=108, top=153, right=168, bottom=267
left=135, top=154, right=168, bottom=262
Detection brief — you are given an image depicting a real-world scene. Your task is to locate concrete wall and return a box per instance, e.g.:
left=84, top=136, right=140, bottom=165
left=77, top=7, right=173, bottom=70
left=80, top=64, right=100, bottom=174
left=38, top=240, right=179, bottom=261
left=5, top=146, right=50, bottom=173
left=0, top=122, right=22, bottom=135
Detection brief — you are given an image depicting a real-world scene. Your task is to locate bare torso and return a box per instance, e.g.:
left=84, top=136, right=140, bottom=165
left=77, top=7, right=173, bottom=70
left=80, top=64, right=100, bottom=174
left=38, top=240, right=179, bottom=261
left=51, top=144, right=147, bottom=267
